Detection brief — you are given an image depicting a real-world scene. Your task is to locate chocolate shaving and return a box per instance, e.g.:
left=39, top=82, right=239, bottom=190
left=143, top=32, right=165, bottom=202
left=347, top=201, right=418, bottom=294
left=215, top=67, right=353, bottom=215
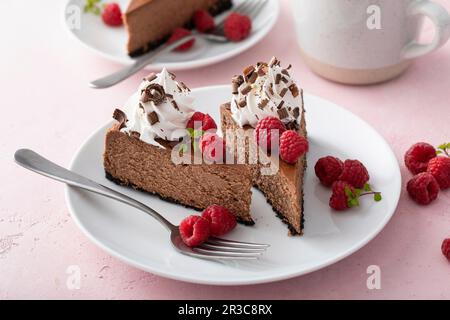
left=281, top=69, right=290, bottom=77
left=257, top=67, right=266, bottom=77
left=277, top=100, right=285, bottom=109
left=130, top=131, right=141, bottom=139
left=280, top=88, right=288, bottom=98
left=289, top=84, right=299, bottom=97
left=258, top=99, right=269, bottom=110
left=293, top=107, right=300, bottom=118
left=248, top=72, right=258, bottom=84
left=238, top=98, right=247, bottom=108
left=180, top=82, right=190, bottom=92
left=171, top=100, right=179, bottom=110
left=269, top=57, right=279, bottom=67
left=275, top=74, right=282, bottom=85
left=243, top=65, right=255, bottom=80
left=277, top=107, right=289, bottom=119
left=147, top=111, right=159, bottom=125
left=145, top=73, right=157, bottom=82
left=281, top=76, right=289, bottom=84
left=287, top=64, right=292, bottom=70
left=168, top=71, right=176, bottom=79
left=166, top=93, right=173, bottom=99
left=268, top=84, right=274, bottom=96
left=141, top=83, right=166, bottom=105
left=138, top=103, right=145, bottom=112
left=240, top=84, right=251, bottom=95
left=231, top=75, right=244, bottom=94
left=112, top=109, right=127, bottom=129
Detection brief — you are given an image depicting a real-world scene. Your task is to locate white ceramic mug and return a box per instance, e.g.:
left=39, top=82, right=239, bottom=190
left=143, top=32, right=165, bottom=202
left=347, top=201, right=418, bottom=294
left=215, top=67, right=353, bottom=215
left=293, top=0, right=450, bottom=84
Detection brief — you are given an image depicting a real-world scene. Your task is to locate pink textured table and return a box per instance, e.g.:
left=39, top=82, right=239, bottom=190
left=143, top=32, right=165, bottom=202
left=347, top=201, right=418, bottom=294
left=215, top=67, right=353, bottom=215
left=1, top=0, right=449, bottom=299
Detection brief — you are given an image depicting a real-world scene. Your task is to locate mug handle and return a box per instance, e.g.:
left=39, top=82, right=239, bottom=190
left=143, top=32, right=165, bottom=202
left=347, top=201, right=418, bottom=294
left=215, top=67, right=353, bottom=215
left=402, top=0, right=450, bottom=59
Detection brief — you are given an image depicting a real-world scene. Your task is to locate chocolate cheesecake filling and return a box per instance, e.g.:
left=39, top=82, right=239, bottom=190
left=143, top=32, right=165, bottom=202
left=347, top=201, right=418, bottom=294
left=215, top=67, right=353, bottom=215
left=125, top=0, right=232, bottom=57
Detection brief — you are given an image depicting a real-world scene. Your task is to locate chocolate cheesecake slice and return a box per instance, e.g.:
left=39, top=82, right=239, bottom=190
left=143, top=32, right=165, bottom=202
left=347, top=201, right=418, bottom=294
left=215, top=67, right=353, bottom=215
left=124, top=0, right=232, bottom=57
left=103, top=69, right=253, bottom=224
left=220, top=58, right=308, bottom=235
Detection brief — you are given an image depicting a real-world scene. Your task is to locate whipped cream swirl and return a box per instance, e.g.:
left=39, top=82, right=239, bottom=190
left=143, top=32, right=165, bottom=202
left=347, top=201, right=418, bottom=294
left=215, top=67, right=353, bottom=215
left=230, top=57, right=302, bottom=128
left=122, top=68, right=195, bottom=148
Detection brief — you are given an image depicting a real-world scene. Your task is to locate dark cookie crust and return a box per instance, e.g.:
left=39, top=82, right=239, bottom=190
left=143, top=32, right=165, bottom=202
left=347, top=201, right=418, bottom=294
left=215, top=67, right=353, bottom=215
left=105, top=170, right=255, bottom=226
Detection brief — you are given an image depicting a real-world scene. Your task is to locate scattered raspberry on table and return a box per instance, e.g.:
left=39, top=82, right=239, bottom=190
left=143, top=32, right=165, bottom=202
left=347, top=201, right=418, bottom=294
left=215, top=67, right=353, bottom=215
left=404, top=142, right=437, bottom=175
left=427, top=156, right=450, bottom=189
left=406, top=172, right=440, bottom=205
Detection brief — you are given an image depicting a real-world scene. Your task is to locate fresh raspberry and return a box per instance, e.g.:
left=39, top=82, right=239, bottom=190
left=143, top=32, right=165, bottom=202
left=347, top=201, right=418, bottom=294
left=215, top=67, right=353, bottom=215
left=254, top=116, right=286, bottom=151
left=314, top=156, right=344, bottom=187
left=442, top=238, right=450, bottom=262
left=200, top=133, right=226, bottom=162
left=329, top=181, right=356, bottom=211
left=404, top=142, right=436, bottom=175
left=201, top=205, right=237, bottom=236
left=339, top=159, right=370, bottom=188
left=406, top=172, right=440, bottom=205
left=193, top=10, right=215, bottom=33
left=279, top=131, right=308, bottom=164
left=224, top=13, right=252, bottom=42
left=167, top=28, right=195, bottom=52
left=102, top=3, right=123, bottom=27
left=186, top=112, right=217, bottom=132
left=179, top=215, right=210, bottom=247
left=427, top=156, right=450, bottom=189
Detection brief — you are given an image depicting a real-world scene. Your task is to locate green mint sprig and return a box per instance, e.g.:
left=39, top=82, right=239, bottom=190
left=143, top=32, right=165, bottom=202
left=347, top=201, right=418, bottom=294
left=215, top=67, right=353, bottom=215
left=436, top=142, right=450, bottom=157
left=84, top=0, right=102, bottom=15
left=345, top=183, right=382, bottom=208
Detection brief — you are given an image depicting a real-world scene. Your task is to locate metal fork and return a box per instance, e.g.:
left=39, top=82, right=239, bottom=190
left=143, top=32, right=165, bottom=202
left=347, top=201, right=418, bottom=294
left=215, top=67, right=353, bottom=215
left=89, top=0, right=268, bottom=89
left=14, top=149, right=269, bottom=260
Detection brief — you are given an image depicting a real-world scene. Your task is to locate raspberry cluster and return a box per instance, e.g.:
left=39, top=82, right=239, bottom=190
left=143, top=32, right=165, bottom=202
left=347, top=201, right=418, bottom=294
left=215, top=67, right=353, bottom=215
left=179, top=205, right=237, bottom=247
left=314, top=156, right=381, bottom=211
left=404, top=142, right=450, bottom=205
left=403, top=141, right=450, bottom=262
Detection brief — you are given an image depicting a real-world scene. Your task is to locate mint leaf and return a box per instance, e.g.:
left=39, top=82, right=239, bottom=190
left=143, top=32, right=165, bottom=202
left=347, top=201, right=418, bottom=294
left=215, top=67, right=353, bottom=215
left=344, top=186, right=354, bottom=198
left=187, top=128, right=195, bottom=136
left=438, top=143, right=448, bottom=150
left=374, top=193, right=382, bottom=202
left=348, top=198, right=359, bottom=207
left=192, top=130, right=204, bottom=139
left=192, top=140, right=199, bottom=152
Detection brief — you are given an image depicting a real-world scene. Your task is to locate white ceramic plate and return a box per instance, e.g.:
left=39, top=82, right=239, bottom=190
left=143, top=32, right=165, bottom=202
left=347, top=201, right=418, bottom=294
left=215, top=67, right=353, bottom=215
left=64, top=0, right=279, bottom=70
left=66, top=85, right=401, bottom=285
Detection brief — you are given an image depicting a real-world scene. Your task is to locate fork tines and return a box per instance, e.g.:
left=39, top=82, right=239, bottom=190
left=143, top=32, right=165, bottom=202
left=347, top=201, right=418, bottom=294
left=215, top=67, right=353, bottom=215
left=193, top=237, right=270, bottom=260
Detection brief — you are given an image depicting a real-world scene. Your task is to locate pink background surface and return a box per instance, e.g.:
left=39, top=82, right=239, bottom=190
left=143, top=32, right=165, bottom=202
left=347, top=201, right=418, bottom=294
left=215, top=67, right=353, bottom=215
left=1, top=0, right=450, bottom=299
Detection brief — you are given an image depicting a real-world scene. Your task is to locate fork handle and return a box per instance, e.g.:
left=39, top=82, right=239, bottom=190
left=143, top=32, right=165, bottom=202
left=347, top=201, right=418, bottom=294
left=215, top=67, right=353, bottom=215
left=14, top=149, right=176, bottom=231
left=89, top=35, right=196, bottom=89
